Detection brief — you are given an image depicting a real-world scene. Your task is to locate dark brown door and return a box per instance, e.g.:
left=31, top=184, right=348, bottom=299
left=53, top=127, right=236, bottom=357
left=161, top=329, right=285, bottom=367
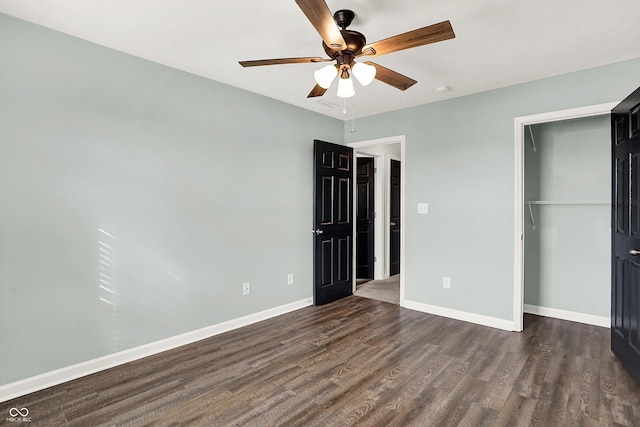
left=612, top=86, right=640, bottom=384
left=356, top=157, right=375, bottom=280
left=390, top=159, right=401, bottom=276
left=313, top=140, right=353, bottom=305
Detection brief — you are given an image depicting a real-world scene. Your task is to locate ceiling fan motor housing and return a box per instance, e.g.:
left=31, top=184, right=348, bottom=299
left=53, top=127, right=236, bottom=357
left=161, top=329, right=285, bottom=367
left=320, top=9, right=366, bottom=71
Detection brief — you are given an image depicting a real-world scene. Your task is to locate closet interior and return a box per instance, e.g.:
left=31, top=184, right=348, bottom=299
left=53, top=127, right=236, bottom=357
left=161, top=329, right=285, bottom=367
left=523, top=114, right=611, bottom=320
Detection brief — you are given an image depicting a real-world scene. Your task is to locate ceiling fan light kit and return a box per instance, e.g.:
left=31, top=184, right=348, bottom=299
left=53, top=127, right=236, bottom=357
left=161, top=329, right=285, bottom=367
left=314, top=64, right=338, bottom=89
left=239, top=0, right=455, bottom=99
left=337, top=72, right=355, bottom=98
left=351, top=62, right=376, bottom=86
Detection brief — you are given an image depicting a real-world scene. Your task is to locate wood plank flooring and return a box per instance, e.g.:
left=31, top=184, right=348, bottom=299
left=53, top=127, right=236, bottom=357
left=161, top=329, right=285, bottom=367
left=2, top=296, right=640, bottom=426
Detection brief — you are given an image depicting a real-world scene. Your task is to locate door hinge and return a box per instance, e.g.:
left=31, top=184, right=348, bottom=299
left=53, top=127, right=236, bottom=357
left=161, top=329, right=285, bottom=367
left=374, top=257, right=377, bottom=262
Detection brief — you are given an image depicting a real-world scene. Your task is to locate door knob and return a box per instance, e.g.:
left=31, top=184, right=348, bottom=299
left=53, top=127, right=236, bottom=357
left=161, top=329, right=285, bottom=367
left=630, top=249, right=640, bottom=256
left=390, top=222, right=397, bottom=226
left=313, top=229, right=324, bottom=235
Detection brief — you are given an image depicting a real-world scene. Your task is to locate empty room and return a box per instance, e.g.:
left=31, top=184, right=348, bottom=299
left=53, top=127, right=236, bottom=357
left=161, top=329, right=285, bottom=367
left=1, top=1, right=640, bottom=425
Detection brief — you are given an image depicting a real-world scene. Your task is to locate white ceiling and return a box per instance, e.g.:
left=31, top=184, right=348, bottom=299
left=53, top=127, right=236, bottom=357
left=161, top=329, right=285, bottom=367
left=1, top=0, right=639, bottom=120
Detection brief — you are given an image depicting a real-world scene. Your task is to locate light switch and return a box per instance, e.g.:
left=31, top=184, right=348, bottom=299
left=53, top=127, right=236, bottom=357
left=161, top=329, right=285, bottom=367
left=418, top=203, right=429, bottom=214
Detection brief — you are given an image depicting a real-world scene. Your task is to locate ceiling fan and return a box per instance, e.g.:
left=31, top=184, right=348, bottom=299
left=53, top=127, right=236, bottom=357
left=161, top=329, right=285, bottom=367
left=239, top=0, right=455, bottom=99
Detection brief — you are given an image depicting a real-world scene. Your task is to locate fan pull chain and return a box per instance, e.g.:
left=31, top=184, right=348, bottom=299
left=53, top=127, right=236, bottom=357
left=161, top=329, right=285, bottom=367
left=343, top=98, right=347, bottom=115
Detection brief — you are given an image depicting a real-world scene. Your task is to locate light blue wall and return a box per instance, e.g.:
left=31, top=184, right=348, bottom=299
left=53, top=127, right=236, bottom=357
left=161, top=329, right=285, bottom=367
left=2, top=10, right=639, bottom=388
left=345, top=59, right=640, bottom=321
left=0, top=14, right=343, bottom=385
left=524, top=116, right=611, bottom=316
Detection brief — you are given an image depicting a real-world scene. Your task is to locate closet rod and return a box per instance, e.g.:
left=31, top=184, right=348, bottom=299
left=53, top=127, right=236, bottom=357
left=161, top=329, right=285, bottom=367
left=525, top=200, right=610, bottom=227
left=525, top=200, right=610, bottom=205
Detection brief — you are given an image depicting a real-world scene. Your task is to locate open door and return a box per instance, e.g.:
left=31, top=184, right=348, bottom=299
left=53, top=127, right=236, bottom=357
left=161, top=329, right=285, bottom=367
left=356, top=157, right=375, bottom=280
left=390, top=159, right=401, bottom=276
left=611, top=86, right=640, bottom=384
left=313, top=140, right=353, bottom=305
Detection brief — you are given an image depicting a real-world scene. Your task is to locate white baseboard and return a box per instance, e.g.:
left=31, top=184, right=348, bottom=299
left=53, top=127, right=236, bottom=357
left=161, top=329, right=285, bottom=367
left=402, top=300, right=515, bottom=331
left=524, top=304, right=610, bottom=328
left=0, top=298, right=313, bottom=403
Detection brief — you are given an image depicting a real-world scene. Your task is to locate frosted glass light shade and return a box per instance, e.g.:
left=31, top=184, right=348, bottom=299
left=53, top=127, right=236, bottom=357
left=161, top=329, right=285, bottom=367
left=314, top=64, right=338, bottom=89
left=352, top=62, right=376, bottom=86
left=337, top=76, right=355, bottom=98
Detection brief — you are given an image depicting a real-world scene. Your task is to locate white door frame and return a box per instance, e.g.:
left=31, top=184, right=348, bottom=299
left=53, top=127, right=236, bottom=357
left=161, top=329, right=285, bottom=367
left=349, top=135, right=406, bottom=304
left=513, top=102, right=617, bottom=331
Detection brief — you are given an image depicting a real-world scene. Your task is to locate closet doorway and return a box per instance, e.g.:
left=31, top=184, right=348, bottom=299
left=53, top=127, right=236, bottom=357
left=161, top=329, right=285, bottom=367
left=349, top=136, right=405, bottom=305
left=514, top=102, right=618, bottom=331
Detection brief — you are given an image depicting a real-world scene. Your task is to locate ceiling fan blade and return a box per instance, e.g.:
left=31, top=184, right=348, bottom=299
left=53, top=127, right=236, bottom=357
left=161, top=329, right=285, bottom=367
left=295, top=0, right=347, bottom=52
left=365, top=62, right=417, bottom=91
left=239, top=57, right=330, bottom=67
left=307, top=84, right=328, bottom=98
left=360, top=21, right=455, bottom=58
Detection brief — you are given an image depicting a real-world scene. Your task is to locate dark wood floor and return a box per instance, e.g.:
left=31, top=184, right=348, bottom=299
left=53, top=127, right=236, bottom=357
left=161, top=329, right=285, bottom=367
left=3, top=296, right=640, bottom=426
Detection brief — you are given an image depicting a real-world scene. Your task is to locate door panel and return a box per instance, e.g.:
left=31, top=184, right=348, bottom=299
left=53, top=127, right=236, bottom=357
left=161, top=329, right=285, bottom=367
left=631, top=104, right=640, bottom=137
left=338, top=178, right=350, bottom=223
left=319, top=238, right=333, bottom=287
left=321, top=177, right=333, bottom=224
left=615, top=157, right=628, bottom=234
left=611, top=86, right=640, bottom=384
left=390, top=159, right=401, bottom=276
left=613, top=257, right=625, bottom=337
left=356, top=157, right=375, bottom=279
left=633, top=153, right=640, bottom=237
left=630, top=266, right=640, bottom=352
left=337, top=237, right=350, bottom=282
left=314, top=140, right=353, bottom=305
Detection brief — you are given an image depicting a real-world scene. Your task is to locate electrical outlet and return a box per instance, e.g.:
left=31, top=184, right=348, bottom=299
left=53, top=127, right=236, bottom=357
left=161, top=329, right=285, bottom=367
left=243, top=282, right=251, bottom=295
left=443, top=277, right=451, bottom=289
left=287, top=273, right=294, bottom=285
left=418, top=203, right=429, bottom=214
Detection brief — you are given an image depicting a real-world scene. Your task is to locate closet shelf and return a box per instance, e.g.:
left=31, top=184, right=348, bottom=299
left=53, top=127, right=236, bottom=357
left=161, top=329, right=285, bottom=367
left=525, top=200, right=610, bottom=205
left=525, top=200, right=610, bottom=229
